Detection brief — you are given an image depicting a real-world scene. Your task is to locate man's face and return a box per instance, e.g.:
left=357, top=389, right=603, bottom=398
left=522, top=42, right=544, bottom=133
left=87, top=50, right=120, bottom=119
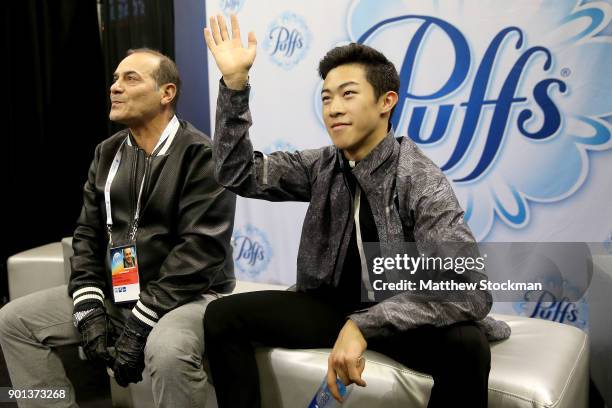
left=124, top=248, right=132, bottom=259
left=321, top=64, right=385, bottom=154
left=109, top=53, right=163, bottom=125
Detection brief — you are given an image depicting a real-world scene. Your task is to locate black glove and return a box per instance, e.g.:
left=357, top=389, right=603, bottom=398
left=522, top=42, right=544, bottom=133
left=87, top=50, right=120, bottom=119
left=73, top=301, right=114, bottom=367
left=112, top=315, right=151, bottom=387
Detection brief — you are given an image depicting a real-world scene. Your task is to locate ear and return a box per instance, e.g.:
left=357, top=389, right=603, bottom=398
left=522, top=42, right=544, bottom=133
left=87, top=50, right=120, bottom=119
left=160, top=83, right=177, bottom=107
left=379, top=90, right=398, bottom=116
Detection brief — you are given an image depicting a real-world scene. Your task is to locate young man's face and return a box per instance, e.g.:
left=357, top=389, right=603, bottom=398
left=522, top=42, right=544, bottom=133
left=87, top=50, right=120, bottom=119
left=109, top=53, right=164, bottom=125
left=321, top=64, right=387, bottom=156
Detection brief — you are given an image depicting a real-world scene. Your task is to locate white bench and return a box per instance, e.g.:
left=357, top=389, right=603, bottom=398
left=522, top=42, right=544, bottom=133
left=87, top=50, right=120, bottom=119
left=7, top=240, right=591, bottom=407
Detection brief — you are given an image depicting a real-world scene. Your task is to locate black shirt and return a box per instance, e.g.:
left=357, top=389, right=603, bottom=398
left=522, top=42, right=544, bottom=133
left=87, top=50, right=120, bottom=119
left=335, top=155, right=380, bottom=314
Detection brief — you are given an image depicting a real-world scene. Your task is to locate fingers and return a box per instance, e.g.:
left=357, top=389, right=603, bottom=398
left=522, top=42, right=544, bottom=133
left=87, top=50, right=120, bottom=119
left=330, top=353, right=367, bottom=388
left=209, top=15, right=222, bottom=45
left=114, top=366, right=129, bottom=387
left=326, top=364, right=343, bottom=403
left=218, top=14, right=230, bottom=41
left=231, top=14, right=241, bottom=40
left=206, top=14, right=255, bottom=48
left=347, top=356, right=367, bottom=387
left=333, top=359, right=350, bottom=387
left=203, top=28, right=215, bottom=51
left=247, top=31, right=257, bottom=53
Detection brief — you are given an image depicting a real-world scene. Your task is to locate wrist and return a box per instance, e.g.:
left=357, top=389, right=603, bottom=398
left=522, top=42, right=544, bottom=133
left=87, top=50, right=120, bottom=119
left=72, top=286, right=105, bottom=309
left=124, top=313, right=153, bottom=338
left=73, top=302, right=105, bottom=329
left=223, top=72, right=249, bottom=90
left=346, top=319, right=367, bottom=347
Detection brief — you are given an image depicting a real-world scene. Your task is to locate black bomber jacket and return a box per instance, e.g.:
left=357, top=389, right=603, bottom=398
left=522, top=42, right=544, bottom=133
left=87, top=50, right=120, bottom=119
left=68, top=118, right=236, bottom=329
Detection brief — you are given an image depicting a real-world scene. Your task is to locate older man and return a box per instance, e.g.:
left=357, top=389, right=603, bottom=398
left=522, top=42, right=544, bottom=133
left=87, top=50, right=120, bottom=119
left=0, top=49, right=236, bottom=407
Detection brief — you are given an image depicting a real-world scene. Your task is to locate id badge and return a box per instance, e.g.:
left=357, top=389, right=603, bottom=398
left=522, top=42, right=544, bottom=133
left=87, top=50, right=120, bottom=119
left=109, top=243, right=141, bottom=303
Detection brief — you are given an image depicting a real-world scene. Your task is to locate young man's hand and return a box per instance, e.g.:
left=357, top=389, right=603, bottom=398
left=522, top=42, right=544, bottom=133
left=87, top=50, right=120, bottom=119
left=326, top=319, right=368, bottom=402
left=204, top=14, right=256, bottom=90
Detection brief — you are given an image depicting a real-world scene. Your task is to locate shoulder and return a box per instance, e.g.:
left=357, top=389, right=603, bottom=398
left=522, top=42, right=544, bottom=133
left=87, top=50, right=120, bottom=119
left=395, top=136, right=459, bottom=210
left=175, top=120, right=212, bottom=146
left=167, top=120, right=214, bottom=162
left=396, top=136, right=447, bottom=184
left=96, top=129, right=129, bottom=156
left=85, top=129, right=129, bottom=167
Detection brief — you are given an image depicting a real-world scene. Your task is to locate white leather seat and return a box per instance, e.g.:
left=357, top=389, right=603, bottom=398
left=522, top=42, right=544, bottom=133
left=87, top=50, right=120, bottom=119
left=7, top=242, right=65, bottom=300
left=255, top=314, right=589, bottom=408
left=7, top=240, right=592, bottom=407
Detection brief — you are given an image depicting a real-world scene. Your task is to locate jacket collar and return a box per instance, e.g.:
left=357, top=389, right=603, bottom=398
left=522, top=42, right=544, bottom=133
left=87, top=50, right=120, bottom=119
left=336, top=129, right=398, bottom=177
left=125, top=115, right=181, bottom=156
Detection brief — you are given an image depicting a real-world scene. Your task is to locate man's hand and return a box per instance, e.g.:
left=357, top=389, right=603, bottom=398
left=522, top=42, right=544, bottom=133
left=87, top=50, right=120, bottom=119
left=112, top=316, right=149, bottom=387
left=74, top=303, right=114, bottom=367
left=204, top=14, right=257, bottom=90
left=327, top=319, right=368, bottom=403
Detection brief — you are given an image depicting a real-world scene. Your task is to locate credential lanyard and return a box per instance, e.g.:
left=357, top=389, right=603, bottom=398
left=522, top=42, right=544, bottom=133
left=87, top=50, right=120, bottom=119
left=104, top=116, right=180, bottom=245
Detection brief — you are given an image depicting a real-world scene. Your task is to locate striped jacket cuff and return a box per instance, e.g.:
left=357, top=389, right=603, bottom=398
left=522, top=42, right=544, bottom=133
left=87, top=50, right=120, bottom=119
left=131, top=300, right=160, bottom=329
left=72, top=286, right=104, bottom=307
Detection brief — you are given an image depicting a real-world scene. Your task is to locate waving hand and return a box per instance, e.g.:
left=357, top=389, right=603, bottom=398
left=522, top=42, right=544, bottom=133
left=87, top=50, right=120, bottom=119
left=204, top=14, right=257, bottom=90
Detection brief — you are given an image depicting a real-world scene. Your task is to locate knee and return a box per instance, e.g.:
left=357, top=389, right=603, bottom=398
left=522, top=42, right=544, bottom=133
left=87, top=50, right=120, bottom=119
left=203, top=297, right=239, bottom=340
left=0, top=299, right=22, bottom=339
left=145, top=328, right=203, bottom=377
left=440, top=322, right=490, bottom=373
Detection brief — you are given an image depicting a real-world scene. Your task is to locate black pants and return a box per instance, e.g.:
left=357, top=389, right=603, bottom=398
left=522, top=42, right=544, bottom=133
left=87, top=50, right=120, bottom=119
left=204, top=291, right=490, bottom=408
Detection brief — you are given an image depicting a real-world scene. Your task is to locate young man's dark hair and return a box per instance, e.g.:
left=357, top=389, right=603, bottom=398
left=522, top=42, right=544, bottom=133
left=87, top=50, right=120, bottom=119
left=318, top=43, right=400, bottom=123
left=127, top=48, right=182, bottom=108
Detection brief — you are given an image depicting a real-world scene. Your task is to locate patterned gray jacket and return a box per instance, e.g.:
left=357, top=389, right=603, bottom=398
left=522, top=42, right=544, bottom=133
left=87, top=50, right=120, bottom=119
left=213, top=81, right=510, bottom=341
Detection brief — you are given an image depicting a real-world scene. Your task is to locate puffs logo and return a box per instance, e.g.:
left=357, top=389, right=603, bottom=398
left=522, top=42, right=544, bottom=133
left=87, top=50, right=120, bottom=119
left=263, top=11, right=312, bottom=69
left=315, top=0, right=612, bottom=240
left=232, top=224, right=273, bottom=278
left=219, top=0, right=246, bottom=15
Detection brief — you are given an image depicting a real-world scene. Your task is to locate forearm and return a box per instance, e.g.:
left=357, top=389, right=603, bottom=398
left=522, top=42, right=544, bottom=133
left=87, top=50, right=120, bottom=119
left=213, top=80, right=317, bottom=201
left=349, top=288, right=492, bottom=339
left=213, top=79, right=260, bottom=194
left=69, top=146, right=108, bottom=295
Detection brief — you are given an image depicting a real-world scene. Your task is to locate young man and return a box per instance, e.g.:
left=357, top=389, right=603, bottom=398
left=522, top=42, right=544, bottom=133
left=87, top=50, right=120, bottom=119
left=0, top=49, right=236, bottom=407
left=203, top=15, right=510, bottom=408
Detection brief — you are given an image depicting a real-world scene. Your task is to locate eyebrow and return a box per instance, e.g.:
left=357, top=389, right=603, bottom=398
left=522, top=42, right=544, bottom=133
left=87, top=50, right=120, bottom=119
left=113, top=70, right=141, bottom=79
left=321, top=81, right=359, bottom=94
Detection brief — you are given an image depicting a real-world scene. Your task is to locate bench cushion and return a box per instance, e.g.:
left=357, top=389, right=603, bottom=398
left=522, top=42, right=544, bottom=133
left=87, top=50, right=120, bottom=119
left=255, top=313, right=589, bottom=408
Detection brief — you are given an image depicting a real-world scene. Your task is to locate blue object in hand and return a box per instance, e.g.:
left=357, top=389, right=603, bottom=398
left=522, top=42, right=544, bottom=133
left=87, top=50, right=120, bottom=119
left=308, top=377, right=353, bottom=407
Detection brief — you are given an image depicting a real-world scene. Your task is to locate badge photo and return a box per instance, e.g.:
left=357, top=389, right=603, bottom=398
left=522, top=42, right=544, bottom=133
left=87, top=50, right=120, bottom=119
left=110, top=244, right=141, bottom=302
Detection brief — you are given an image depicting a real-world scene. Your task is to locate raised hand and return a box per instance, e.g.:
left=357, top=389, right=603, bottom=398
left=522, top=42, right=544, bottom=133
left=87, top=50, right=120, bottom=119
left=204, top=14, right=257, bottom=90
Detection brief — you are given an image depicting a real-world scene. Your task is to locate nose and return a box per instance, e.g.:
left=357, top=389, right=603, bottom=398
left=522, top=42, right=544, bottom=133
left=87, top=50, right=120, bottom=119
left=328, top=96, right=345, bottom=118
left=110, top=79, right=122, bottom=95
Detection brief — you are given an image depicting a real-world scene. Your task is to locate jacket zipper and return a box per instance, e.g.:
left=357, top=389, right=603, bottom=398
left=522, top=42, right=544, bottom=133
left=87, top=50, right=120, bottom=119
left=331, top=171, right=354, bottom=286
left=129, top=148, right=138, bottom=242
left=133, top=153, right=152, bottom=243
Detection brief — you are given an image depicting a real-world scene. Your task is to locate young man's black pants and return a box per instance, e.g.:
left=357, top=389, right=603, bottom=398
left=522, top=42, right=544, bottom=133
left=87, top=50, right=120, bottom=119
left=204, top=290, right=490, bottom=408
